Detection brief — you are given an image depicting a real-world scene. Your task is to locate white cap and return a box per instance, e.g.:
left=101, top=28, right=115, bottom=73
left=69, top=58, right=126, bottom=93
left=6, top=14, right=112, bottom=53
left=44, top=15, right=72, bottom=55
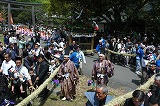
left=99, top=40, right=102, bottom=42
left=99, top=54, right=105, bottom=57
left=64, top=55, right=69, bottom=57
left=36, top=42, right=40, bottom=46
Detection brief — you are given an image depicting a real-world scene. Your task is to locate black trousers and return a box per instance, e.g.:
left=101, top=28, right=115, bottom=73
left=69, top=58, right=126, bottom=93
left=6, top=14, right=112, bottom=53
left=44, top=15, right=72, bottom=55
left=9, top=81, right=27, bottom=102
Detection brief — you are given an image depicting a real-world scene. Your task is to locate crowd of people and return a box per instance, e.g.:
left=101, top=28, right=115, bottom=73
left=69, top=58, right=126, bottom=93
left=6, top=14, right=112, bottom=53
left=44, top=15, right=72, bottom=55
left=95, top=36, right=160, bottom=83
left=85, top=74, right=160, bottom=106
left=0, top=26, right=160, bottom=106
left=0, top=28, right=88, bottom=105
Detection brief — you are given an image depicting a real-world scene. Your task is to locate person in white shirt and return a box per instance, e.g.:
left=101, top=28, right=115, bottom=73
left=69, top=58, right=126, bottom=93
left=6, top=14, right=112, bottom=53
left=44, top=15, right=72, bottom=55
left=49, top=59, right=56, bottom=73
left=59, top=38, right=65, bottom=48
left=77, top=45, right=86, bottom=75
left=9, top=35, right=17, bottom=44
left=31, top=43, right=43, bottom=61
left=11, top=57, right=34, bottom=94
left=51, top=39, right=59, bottom=47
left=0, top=53, right=16, bottom=76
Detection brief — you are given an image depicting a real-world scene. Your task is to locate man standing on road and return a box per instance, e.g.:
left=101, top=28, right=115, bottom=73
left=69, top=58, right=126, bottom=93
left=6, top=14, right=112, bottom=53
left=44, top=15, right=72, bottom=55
left=70, top=49, right=80, bottom=70
left=135, top=44, right=144, bottom=75
left=96, top=40, right=105, bottom=55
left=77, top=45, right=86, bottom=75
left=92, top=54, right=114, bottom=86
left=58, top=54, right=79, bottom=101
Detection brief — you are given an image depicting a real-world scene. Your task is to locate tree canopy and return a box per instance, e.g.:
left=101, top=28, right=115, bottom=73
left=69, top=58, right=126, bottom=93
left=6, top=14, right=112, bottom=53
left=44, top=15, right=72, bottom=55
left=48, top=0, right=160, bottom=35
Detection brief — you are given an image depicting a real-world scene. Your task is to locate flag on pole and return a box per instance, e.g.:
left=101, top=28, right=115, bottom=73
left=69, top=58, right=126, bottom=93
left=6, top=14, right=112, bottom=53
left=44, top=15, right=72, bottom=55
left=93, top=21, right=99, bottom=31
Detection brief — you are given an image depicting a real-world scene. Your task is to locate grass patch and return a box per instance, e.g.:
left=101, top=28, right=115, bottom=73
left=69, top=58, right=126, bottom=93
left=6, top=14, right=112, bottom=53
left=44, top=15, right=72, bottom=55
left=0, top=34, right=3, bottom=43
left=31, top=75, right=127, bottom=106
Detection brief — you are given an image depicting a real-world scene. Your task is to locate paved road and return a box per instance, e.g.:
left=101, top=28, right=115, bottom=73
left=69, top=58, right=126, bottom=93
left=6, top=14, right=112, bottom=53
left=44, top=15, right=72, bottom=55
left=82, top=55, right=141, bottom=93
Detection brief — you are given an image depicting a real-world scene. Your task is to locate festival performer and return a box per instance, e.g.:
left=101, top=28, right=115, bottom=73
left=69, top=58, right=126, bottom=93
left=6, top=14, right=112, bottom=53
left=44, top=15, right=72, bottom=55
left=92, top=54, right=114, bottom=86
left=58, top=54, right=79, bottom=101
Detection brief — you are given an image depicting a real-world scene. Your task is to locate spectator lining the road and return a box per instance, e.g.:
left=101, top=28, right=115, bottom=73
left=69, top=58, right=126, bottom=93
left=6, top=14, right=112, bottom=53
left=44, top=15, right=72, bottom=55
left=124, top=90, right=145, bottom=106
left=85, top=84, right=114, bottom=106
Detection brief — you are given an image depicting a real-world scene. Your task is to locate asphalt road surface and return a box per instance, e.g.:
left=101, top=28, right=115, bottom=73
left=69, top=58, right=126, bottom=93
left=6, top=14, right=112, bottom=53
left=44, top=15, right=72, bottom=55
left=82, top=54, right=140, bottom=93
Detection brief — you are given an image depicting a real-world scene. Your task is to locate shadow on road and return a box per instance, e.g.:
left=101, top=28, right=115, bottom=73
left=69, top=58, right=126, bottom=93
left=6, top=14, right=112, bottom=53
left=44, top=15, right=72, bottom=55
left=132, top=79, right=141, bottom=86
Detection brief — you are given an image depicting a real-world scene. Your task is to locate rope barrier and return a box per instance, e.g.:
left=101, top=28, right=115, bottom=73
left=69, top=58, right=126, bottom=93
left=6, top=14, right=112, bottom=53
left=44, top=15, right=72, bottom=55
left=82, top=49, right=136, bottom=57
left=107, top=49, right=136, bottom=57
left=16, top=66, right=60, bottom=106
left=105, top=75, right=155, bottom=106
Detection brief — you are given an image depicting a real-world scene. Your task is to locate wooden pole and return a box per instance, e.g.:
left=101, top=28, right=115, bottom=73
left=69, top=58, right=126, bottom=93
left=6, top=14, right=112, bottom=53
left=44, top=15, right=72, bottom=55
left=8, top=3, right=11, bottom=30
left=91, top=36, right=94, bottom=50
left=32, top=6, right=35, bottom=31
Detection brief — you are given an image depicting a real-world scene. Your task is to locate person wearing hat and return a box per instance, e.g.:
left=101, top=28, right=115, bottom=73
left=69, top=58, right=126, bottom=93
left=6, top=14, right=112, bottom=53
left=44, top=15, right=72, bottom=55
left=95, top=40, right=105, bottom=55
left=58, top=48, right=64, bottom=64
left=58, top=54, right=79, bottom=101
left=144, top=74, right=160, bottom=106
left=92, top=53, right=114, bottom=86
left=85, top=84, right=114, bottom=106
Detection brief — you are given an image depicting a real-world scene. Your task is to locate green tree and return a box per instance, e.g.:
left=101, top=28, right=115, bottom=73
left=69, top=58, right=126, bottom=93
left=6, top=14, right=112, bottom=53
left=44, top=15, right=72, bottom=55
left=9, top=0, right=47, bottom=25
left=48, top=0, right=160, bottom=35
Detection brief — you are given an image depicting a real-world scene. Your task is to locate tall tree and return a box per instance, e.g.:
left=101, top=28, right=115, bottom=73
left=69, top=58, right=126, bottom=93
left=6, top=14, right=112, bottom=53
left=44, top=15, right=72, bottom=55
left=48, top=0, right=160, bottom=35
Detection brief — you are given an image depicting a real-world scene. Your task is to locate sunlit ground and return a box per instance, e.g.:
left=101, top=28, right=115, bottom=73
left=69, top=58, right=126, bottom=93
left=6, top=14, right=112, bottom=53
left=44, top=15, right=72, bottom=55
left=35, top=75, right=126, bottom=106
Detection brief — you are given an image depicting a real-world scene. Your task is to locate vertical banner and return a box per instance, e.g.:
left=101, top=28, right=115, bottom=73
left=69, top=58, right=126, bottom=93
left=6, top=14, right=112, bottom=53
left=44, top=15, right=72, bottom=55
left=10, top=13, right=13, bottom=24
